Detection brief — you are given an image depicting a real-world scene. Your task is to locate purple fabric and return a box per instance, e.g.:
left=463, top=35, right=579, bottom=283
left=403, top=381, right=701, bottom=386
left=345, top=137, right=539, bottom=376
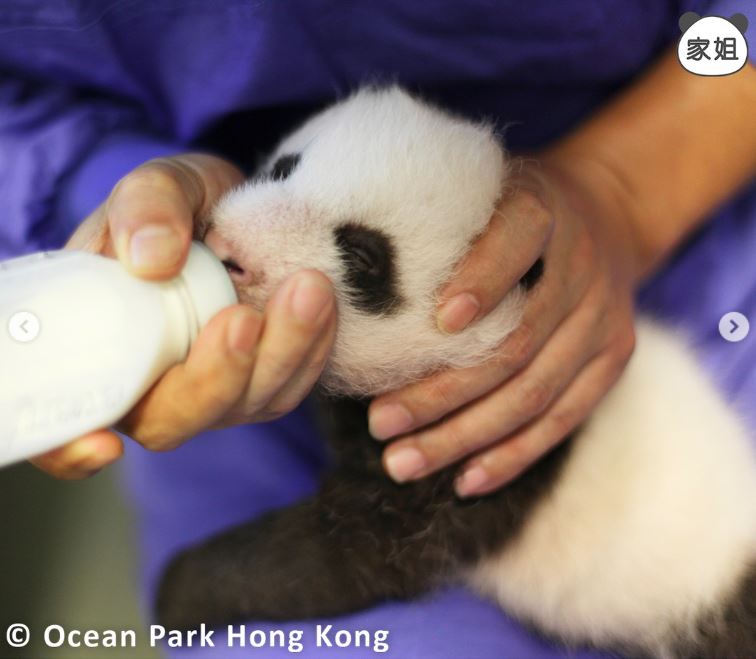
left=1, top=1, right=754, bottom=657
left=1, top=0, right=722, bottom=259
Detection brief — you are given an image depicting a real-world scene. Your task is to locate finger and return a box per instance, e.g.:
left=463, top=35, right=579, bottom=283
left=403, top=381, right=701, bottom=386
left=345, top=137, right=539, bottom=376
left=436, top=188, right=554, bottom=333
left=242, top=270, right=335, bottom=413
left=106, top=154, right=243, bottom=279
left=381, top=290, right=603, bottom=482
left=117, top=304, right=263, bottom=450
left=29, top=430, right=124, bottom=480
left=65, top=206, right=113, bottom=254
left=454, top=351, right=627, bottom=497
left=369, top=263, right=572, bottom=440
left=261, top=309, right=338, bottom=420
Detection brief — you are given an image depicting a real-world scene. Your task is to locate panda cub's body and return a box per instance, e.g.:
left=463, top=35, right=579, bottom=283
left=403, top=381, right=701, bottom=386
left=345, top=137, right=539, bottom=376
left=157, top=87, right=756, bottom=658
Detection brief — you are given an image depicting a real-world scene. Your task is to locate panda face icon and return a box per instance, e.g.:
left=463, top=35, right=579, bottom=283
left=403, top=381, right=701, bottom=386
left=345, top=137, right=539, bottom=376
left=677, top=12, right=749, bottom=76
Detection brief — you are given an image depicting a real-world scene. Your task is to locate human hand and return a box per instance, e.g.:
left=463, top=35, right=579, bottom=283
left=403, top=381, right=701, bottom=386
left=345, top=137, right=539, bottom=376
left=369, top=154, right=641, bottom=497
left=32, top=154, right=336, bottom=479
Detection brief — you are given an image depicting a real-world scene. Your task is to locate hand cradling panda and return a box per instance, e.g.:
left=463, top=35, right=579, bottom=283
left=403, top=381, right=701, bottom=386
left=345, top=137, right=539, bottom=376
left=156, top=87, right=756, bottom=659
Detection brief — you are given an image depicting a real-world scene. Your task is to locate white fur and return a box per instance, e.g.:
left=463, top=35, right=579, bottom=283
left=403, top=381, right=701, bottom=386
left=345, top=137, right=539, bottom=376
left=206, top=87, right=756, bottom=656
left=469, top=319, right=756, bottom=657
left=207, top=87, right=522, bottom=396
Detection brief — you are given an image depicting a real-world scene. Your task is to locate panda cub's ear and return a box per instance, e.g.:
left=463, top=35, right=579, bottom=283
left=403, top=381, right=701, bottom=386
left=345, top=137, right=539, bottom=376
left=270, top=153, right=301, bottom=181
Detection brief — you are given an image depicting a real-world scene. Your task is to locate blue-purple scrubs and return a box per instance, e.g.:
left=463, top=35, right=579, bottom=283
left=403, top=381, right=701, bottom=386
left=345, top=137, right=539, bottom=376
left=1, top=2, right=754, bottom=656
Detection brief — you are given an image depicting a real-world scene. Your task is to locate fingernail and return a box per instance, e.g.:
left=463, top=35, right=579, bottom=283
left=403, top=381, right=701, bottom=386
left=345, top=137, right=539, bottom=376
left=455, top=465, right=489, bottom=497
left=228, top=308, right=261, bottom=355
left=290, top=273, right=332, bottom=325
left=129, top=224, right=183, bottom=270
left=369, top=404, right=413, bottom=440
left=437, top=293, right=480, bottom=334
left=385, top=446, right=426, bottom=482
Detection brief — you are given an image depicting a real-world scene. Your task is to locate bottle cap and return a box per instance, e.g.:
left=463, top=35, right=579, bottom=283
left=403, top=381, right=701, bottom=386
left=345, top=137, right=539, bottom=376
left=180, top=242, right=238, bottom=332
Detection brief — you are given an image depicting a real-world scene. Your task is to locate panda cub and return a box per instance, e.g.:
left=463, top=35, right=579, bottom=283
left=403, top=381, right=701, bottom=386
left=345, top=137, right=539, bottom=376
left=157, top=87, right=756, bottom=659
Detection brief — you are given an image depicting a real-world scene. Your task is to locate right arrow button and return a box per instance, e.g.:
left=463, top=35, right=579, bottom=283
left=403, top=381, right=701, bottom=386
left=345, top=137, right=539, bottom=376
left=719, top=312, right=750, bottom=343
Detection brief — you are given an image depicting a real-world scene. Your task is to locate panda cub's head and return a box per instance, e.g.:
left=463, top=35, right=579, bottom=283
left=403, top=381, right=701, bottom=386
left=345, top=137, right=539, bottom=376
left=205, top=87, right=527, bottom=396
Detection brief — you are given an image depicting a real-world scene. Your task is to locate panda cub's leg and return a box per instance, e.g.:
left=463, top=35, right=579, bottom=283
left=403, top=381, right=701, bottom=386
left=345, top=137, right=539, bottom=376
left=156, top=432, right=572, bottom=633
left=155, top=474, right=458, bottom=631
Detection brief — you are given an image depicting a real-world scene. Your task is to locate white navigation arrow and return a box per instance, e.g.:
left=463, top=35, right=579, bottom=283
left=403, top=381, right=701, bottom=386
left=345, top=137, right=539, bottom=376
left=8, top=311, right=40, bottom=343
left=719, top=312, right=750, bottom=343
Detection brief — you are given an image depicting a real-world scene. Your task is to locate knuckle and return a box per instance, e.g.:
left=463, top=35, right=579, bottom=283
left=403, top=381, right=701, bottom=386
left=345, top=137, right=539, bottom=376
left=608, top=324, right=636, bottom=371
left=619, top=325, right=637, bottom=360
left=549, top=407, right=582, bottom=439
left=263, top=400, right=296, bottom=420
left=516, top=188, right=551, bottom=225
left=179, top=371, right=232, bottom=418
left=305, top=353, right=329, bottom=377
left=267, top=355, right=301, bottom=383
left=240, top=397, right=265, bottom=418
left=125, top=415, right=185, bottom=452
left=140, top=431, right=182, bottom=452
left=494, top=440, right=533, bottom=477
left=250, top=410, right=276, bottom=423
left=198, top=378, right=237, bottom=411
left=518, top=377, right=553, bottom=416
left=439, top=421, right=477, bottom=459
left=133, top=428, right=166, bottom=451
left=426, top=377, right=460, bottom=409
left=116, top=164, right=182, bottom=197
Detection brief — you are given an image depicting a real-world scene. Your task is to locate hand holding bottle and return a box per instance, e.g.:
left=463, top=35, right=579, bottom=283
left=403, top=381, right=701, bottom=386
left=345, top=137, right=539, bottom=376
left=30, top=154, right=337, bottom=479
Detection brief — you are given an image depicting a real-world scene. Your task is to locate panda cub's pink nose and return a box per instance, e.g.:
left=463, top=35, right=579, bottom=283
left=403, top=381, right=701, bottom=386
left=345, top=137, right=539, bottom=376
left=204, top=228, right=255, bottom=286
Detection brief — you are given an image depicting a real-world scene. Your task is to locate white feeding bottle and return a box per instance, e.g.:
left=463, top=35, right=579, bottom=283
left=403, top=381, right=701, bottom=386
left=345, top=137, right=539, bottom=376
left=0, top=242, right=237, bottom=468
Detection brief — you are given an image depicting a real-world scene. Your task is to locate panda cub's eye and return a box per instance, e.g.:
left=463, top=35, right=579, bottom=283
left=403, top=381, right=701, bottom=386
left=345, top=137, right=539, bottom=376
left=270, top=153, right=301, bottom=181
left=347, top=243, right=380, bottom=277
left=335, top=223, right=386, bottom=278
left=335, top=222, right=402, bottom=315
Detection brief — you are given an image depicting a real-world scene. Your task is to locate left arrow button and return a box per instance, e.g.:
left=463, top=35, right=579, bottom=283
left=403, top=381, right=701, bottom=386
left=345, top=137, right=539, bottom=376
left=8, top=311, right=40, bottom=343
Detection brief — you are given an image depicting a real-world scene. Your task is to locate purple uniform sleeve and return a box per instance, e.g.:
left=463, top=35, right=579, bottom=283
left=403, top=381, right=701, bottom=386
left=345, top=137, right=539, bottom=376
left=0, top=75, right=179, bottom=259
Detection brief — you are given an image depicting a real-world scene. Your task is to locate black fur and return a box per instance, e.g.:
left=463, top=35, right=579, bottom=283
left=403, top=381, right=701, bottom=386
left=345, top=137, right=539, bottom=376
left=270, top=153, right=301, bottom=181
left=334, top=222, right=402, bottom=314
left=156, top=395, right=572, bottom=629
left=669, top=565, right=756, bottom=659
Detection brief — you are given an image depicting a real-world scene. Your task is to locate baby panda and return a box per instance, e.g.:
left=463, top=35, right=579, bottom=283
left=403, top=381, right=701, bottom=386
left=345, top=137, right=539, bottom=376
left=157, top=87, right=756, bottom=659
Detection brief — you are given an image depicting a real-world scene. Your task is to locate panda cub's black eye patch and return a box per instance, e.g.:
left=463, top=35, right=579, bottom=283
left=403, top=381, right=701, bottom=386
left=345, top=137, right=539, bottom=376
left=335, top=222, right=402, bottom=315
left=270, top=153, right=301, bottom=181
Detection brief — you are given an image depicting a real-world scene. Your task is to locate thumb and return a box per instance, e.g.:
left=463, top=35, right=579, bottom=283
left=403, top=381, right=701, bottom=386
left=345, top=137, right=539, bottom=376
left=30, top=430, right=124, bottom=480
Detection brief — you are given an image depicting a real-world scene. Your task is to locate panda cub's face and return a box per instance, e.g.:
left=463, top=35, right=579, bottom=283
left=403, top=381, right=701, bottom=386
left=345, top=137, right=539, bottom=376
left=204, top=87, right=524, bottom=397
